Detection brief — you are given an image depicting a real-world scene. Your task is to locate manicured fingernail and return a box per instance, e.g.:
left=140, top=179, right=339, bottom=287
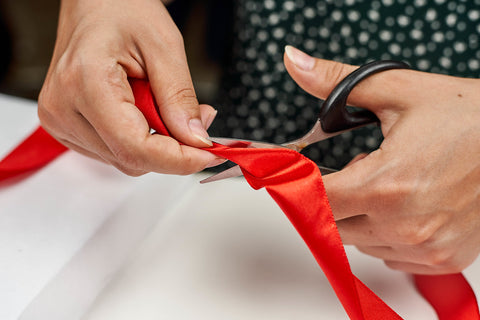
left=189, top=118, right=213, bottom=146
left=204, top=109, right=217, bottom=130
left=285, top=45, right=315, bottom=71
left=205, top=157, right=227, bottom=168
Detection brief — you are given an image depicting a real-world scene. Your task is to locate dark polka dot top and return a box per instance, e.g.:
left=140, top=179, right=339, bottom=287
left=209, top=0, right=480, bottom=169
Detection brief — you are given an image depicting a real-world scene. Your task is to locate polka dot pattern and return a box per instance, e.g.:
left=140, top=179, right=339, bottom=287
left=209, top=0, right=480, bottom=169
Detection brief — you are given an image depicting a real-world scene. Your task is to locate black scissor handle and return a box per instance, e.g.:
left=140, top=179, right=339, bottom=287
left=319, top=60, right=410, bottom=133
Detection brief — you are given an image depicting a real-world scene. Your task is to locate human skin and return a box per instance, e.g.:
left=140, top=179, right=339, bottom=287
left=40, top=0, right=480, bottom=275
left=38, top=0, right=223, bottom=176
left=285, top=45, right=480, bottom=275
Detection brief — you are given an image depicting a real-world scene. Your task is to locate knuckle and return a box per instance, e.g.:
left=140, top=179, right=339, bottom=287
left=395, top=221, right=436, bottom=246
left=423, top=247, right=455, bottom=269
left=166, top=86, right=198, bottom=107
left=112, top=146, right=145, bottom=174
left=113, top=160, right=147, bottom=177
left=163, top=27, right=184, bottom=48
left=171, top=152, right=199, bottom=176
left=323, top=62, right=352, bottom=89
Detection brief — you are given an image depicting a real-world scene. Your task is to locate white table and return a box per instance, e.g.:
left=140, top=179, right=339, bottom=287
left=1, top=94, right=478, bottom=319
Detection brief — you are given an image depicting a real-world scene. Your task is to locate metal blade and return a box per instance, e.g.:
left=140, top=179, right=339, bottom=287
left=199, top=165, right=243, bottom=184
left=209, top=137, right=284, bottom=149
left=201, top=136, right=337, bottom=184
left=200, top=164, right=337, bottom=184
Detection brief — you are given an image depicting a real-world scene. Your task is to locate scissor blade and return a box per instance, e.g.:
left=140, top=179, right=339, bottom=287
left=200, top=164, right=337, bottom=184
left=199, top=165, right=243, bottom=184
left=209, top=137, right=284, bottom=149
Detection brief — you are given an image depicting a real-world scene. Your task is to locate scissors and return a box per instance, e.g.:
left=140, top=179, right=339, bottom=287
left=200, top=60, right=410, bottom=184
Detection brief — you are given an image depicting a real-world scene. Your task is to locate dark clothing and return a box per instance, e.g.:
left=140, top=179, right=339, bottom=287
left=210, top=0, right=480, bottom=169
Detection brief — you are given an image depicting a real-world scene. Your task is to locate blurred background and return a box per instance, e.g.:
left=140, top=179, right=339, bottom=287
left=0, top=0, right=226, bottom=102
left=0, top=0, right=60, bottom=99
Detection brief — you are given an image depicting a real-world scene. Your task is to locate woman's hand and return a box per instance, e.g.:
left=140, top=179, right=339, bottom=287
left=285, top=45, right=480, bottom=275
left=39, top=0, right=221, bottom=176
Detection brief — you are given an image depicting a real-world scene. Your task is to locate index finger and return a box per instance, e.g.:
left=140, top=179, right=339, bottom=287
left=77, top=65, right=218, bottom=175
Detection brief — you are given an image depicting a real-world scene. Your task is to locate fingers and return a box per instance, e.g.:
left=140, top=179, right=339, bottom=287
left=283, top=46, right=415, bottom=115
left=137, top=15, right=215, bottom=149
left=40, top=60, right=220, bottom=176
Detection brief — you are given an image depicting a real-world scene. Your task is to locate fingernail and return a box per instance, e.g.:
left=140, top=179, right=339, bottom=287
left=204, top=109, right=217, bottom=130
left=285, top=45, right=315, bottom=71
left=205, top=157, right=227, bottom=168
left=189, top=118, right=213, bottom=146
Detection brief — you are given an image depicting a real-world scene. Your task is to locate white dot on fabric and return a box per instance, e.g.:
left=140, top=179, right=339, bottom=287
left=397, top=15, right=410, bottom=27
left=456, top=63, right=466, bottom=73
left=264, top=0, right=275, bottom=10
left=246, top=48, right=257, bottom=59
left=454, top=41, right=467, bottom=53
left=414, top=0, right=427, bottom=6
left=319, top=26, right=330, bottom=38
left=347, top=10, right=361, bottom=22
left=439, top=57, right=452, bottom=69
left=261, top=74, right=272, bottom=86
left=443, top=47, right=453, bottom=57
left=247, top=116, right=260, bottom=128
left=268, top=13, right=280, bottom=25
left=304, top=7, right=316, bottom=19
left=468, top=10, right=480, bottom=21
left=468, top=59, right=480, bottom=70
left=257, top=30, right=268, bottom=41
left=432, top=32, right=445, bottom=43
left=445, top=30, right=456, bottom=41
left=414, top=44, right=427, bottom=56
left=368, top=10, right=380, bottom=22
left=417, top=59, right=431, bottom=70
left=329, top=41, right=340, bottom=53
left=283, top=1, right=295, bottom=11
left=358, top=31, right=370, bottom=44
left=250, top=14, right=261, bottom=26
left=273, top=27, right=285, bottom=39
left=264, top=87, right=276, bottom=99
left=385, top=16, right=395, bottom=27
left=256, top=59, right=267, bottom=71
left=346, top=47, right=358, bottom=58
left=293, top=22, right=304, bottom=33
left=332, top=10, right=343, bottom=22
left=379, top=30, right=393, bottom=42
left=405, top=5, right=415, bottom=16
left=368, top=40, right=379, bottom=50
left=266, top=42, right=278, bottom=54
left=410, top=29, right=423, bottom=40
left=388, top=43, right=402, bottom=55
left=425, top=9, right=438, bottom=22
left=402, top=48, right=412, bottom=58
left=304, top=39, right=316, bottom=50
left=341, top=25, right=352, bottom=37
left=446, top=13, right=458, bottom=26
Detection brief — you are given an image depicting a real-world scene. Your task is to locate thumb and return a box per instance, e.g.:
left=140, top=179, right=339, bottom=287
left=283, top=46, right=413, bottom=116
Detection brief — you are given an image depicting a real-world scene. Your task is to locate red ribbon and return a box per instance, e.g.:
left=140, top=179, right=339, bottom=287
left=1, top=79, right=479, bottom=319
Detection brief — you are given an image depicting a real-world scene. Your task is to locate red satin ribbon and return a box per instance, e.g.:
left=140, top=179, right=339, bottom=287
left=1, top=79, right=479, bottom=319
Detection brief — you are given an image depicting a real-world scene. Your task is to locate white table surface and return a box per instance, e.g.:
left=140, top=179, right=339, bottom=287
left=1, top=94, right=479, bottom=320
